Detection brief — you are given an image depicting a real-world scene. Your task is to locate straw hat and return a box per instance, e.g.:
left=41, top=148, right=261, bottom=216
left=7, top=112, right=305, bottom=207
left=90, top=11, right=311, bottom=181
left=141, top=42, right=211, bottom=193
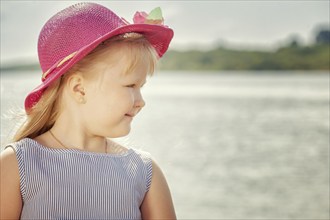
left=25, top=2, right=174, bottom=111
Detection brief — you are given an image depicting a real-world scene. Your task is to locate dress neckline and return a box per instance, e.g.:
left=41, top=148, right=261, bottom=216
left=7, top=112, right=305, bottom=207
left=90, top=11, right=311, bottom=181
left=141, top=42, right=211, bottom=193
left=23, top=138, right=134, bottom=157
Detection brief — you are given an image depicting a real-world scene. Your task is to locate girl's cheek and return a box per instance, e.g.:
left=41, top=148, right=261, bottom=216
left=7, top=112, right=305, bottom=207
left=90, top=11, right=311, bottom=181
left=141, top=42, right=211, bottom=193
left=119, top=87, right=134, bottom=103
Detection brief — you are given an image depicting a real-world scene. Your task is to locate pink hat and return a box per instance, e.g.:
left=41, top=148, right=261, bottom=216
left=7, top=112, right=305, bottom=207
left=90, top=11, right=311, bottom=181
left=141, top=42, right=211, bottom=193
left=25, top=2, right=174, bottom=111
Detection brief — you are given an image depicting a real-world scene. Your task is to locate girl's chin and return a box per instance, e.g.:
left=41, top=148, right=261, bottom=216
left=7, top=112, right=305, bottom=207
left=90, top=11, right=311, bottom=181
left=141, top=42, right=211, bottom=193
left=124, top=115, right=134, bottom=121
left=106, top=126, right=131, bottom=138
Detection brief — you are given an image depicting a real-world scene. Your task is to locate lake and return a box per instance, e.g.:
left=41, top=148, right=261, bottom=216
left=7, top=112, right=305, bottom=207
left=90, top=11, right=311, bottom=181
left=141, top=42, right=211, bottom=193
left=1, top=70, right=329, bottom=219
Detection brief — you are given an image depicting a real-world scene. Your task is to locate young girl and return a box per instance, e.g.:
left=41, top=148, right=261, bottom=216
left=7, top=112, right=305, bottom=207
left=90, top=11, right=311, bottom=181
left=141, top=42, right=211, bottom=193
left=0, top=2, right=175, bottom=219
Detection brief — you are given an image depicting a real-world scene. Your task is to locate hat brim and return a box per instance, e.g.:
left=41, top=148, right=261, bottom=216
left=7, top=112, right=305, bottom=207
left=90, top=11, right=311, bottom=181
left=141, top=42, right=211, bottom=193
left=25, top=24, right=173, bottom=111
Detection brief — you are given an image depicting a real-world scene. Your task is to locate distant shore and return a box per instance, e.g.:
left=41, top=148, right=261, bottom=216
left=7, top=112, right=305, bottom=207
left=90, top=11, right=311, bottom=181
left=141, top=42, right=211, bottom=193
left=159, top=43, right=329, bottom=71
left=1, top=44, right=329, bottom=72
left=1, top=63, right=41, bottom=72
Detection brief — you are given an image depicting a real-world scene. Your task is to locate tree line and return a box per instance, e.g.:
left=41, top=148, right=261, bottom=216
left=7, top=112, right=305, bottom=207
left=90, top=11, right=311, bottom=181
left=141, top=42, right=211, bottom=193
left=160, top=29, right=329, bottom=71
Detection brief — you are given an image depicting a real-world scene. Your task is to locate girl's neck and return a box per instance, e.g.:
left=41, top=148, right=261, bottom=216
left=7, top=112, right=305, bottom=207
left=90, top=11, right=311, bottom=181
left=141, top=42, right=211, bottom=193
left=42, top=105, right=106, bottom=152
left=33, top=108, right=129, bottom=155
left=48, top=123, right=107, bottom=153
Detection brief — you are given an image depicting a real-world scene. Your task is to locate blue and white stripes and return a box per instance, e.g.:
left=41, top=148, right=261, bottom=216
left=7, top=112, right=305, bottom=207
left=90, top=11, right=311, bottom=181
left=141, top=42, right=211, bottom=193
left=7, top=138, right=153, bottom=219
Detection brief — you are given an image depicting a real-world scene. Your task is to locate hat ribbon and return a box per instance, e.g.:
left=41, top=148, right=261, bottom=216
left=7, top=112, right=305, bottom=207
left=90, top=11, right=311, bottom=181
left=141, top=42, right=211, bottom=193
left=42, top=51, right=77, bottom=81
left=133, top=7, right=164, bottom=25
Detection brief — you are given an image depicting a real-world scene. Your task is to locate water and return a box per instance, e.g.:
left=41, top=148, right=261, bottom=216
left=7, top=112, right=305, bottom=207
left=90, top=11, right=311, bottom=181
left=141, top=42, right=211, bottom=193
left=1, top=70, right=329, bottom=219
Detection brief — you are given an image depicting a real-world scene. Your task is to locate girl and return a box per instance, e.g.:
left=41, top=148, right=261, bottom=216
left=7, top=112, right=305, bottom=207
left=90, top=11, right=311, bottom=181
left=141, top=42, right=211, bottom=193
left=0, top=2, right=175, bottom=219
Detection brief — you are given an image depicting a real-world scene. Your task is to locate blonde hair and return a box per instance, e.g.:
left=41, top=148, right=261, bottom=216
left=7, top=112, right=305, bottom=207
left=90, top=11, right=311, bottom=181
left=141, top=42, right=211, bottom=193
left=12, top=33, right=158, bottom=142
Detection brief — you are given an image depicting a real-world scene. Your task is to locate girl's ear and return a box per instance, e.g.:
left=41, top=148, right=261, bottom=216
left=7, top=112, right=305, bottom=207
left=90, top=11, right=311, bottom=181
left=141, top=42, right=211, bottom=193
left=66, top=74, right=86, bottom=104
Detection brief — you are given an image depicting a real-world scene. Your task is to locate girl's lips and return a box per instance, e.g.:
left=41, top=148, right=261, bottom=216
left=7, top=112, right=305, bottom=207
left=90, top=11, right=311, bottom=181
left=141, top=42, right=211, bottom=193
left=125, top=114, right=134, bottom=121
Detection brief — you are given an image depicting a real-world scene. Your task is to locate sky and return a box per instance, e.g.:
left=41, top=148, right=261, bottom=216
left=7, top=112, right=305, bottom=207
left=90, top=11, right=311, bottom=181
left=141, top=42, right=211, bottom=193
left=0, top=0, right=329, bottom=64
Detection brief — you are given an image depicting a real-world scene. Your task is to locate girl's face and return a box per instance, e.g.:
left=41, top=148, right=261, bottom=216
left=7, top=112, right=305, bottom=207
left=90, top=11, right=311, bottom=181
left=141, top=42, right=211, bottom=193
left=80, top=48, right=149, bottom=138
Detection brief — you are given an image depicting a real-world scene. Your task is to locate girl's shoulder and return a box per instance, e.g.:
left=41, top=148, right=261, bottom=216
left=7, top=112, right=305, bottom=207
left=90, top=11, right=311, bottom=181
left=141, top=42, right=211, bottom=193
left=2, top=138, right=31, bottom=153
left=0, top=144, right=19, bottom=170
left=0, top=138, right=32, bottom=173
left=0, top=145, right=22, bottom=219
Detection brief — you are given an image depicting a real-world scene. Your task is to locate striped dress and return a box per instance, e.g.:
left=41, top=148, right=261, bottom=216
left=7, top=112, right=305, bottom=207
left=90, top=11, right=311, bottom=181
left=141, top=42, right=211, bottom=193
left=6, top=138, right=153, bottom=219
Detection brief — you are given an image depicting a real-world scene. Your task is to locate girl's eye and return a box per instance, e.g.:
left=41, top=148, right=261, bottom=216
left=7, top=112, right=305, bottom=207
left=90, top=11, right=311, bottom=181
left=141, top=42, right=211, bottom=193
left=126, top=84, right=135, bottom=88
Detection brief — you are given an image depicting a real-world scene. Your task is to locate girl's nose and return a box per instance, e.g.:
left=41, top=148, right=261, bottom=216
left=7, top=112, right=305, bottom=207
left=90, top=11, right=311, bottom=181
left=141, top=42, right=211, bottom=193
left=134, top=90, right=145, bottom=109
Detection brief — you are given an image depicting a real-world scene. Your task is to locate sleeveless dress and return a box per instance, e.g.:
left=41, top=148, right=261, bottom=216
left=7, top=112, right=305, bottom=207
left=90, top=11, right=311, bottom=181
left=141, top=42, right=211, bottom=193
left=6, top=138, right=153, bottom=219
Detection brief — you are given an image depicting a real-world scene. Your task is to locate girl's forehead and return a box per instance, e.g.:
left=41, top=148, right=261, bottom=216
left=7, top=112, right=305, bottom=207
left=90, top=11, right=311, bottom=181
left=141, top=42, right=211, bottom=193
left=108, top=51, right=151, bottom=74
left=82, top=40, right=156, bottom=81
left=96, top=54, right=148, bottom=80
